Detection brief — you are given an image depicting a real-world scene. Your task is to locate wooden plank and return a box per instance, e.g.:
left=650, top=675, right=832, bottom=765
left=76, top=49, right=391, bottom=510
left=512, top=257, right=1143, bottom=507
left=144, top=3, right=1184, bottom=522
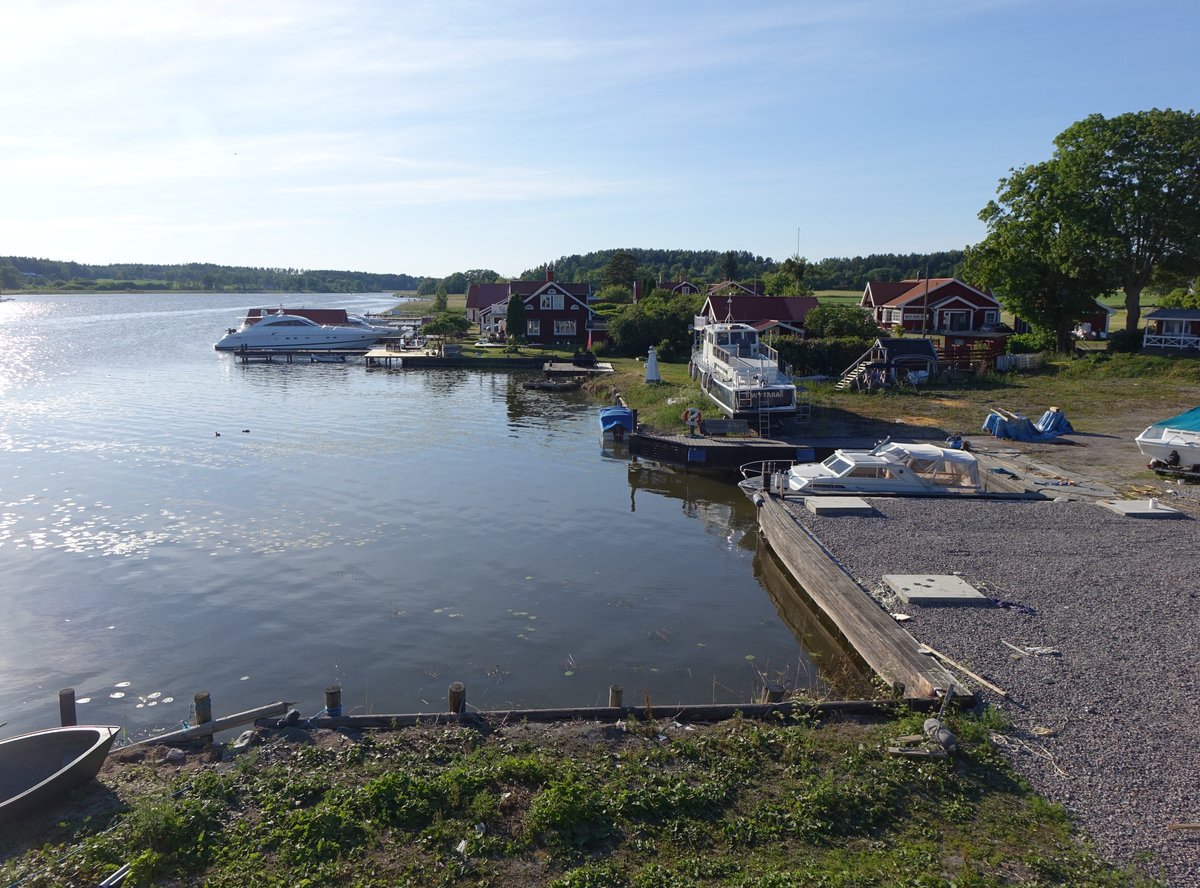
left=127, top=701, right=289, bottom=747
left=757, top=495, right=954, bottom=699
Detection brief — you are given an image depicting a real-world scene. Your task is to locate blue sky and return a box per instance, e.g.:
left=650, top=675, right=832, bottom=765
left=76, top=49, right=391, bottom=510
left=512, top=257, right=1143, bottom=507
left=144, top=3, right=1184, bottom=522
left=0, top=0, right=1195, bottom=278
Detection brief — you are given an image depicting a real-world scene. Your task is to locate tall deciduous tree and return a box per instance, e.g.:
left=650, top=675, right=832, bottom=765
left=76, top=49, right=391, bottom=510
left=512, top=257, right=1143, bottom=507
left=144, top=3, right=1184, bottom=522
left=1054, top=109, right=1200, bottom=331
left=965, top=162, right=1111, bottom=352
left=974, top=109, right=1200, bottom=335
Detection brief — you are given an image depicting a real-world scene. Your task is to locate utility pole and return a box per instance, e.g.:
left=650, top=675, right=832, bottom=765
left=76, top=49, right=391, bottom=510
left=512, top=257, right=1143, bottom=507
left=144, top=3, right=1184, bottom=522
left=921, top=264, right=930, bottom=338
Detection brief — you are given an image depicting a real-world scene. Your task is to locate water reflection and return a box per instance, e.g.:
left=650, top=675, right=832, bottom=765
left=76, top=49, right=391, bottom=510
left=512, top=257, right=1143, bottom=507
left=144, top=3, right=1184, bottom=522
left=753, top=540, right=874, bottom=699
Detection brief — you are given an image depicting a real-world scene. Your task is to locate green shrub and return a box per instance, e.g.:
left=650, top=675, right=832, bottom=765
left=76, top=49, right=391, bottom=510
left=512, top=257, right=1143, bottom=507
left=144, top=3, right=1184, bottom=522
left=1107, top=327, right=1144, bottom=353
left=1007, top=330, right=1055, bottom=354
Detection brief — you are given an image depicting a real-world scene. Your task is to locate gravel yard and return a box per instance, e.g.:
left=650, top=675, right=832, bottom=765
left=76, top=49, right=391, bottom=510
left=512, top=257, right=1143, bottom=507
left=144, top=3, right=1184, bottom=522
left=784, top=488, right=1200, bottom=886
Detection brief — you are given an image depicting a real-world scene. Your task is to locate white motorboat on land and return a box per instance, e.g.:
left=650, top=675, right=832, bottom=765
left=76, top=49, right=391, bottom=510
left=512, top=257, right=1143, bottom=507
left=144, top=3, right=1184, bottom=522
left=742, top=439, right=983, bottom=496
left=689, top=319, right=797, bottom=418
left=1136, top=406, right=1200, bottom=471
left=214, top=313, right=382, bottom=351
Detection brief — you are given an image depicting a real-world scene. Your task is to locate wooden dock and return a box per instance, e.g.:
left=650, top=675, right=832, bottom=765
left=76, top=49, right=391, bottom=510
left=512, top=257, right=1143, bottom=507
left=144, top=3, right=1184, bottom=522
left=756, top=493, right=956, bottom=699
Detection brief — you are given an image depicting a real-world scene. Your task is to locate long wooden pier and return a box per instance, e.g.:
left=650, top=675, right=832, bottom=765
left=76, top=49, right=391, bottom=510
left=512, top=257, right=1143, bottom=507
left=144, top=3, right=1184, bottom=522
left=756, top=493, right=955, bottom=699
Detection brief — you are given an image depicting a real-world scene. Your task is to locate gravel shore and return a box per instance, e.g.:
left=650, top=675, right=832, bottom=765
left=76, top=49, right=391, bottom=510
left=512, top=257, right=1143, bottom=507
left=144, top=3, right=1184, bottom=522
left=784, top=488, right=1200, bottom=886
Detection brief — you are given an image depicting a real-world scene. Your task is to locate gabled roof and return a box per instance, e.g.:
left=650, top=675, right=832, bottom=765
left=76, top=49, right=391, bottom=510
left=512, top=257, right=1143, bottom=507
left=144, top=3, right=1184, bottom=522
left=861, top=281, right=912, bottom=308
left=868, top=278, right=999, bottom=310
left=466, top=282, right=510, bottom=311
left=704, top=295, right=819, bottom=325
left=708, top=280, right=765, bottom=297
left=509, top=279, right=590, bottom=298
left=1146, top=307, right=1200, bottom=321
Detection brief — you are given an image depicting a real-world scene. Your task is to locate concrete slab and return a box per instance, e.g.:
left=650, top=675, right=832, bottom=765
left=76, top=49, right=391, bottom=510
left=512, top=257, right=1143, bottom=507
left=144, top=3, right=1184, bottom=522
left=804, top=496, right=874, bottom=516
left=1097, top=498, right=1187, bottom=518
left=884, top=574, right=990, bottom=606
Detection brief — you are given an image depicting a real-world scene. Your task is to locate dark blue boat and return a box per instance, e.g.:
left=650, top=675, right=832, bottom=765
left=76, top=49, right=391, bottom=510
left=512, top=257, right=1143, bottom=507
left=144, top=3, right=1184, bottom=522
left=599, top=406, right=635, bottom=439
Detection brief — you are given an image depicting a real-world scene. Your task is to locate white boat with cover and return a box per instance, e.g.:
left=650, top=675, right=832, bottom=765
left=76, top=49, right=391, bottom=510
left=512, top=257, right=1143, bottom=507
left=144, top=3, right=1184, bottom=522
left=1136, top=406, right=1200, bottom=471
left=214, top=312, right=382, bottom=351
left=745, top=440, right=983, bottom=496
left=689, top=319, right=797, bottom=418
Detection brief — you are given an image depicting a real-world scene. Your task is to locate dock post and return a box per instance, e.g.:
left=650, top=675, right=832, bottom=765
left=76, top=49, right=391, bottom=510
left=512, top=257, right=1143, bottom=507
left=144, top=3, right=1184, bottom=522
left=59, top=688, right=77, bottom=726
left=447, top=682, right=466, bottom=717
left=324, top=685, right=342, bottom=717
left=194, top=691, right=213, bottom=740
left=760, top=683, right=785, bottom=704
left=608, top=684, right=624, bottom=708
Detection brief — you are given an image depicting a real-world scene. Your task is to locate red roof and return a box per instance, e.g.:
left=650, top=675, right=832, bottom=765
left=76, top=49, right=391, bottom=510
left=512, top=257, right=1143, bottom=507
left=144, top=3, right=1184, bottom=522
left=465, top=283, right=510, bottom=311
left=876, top=279, right=998, bottom=309
left=707, top=295, right=819, bottom=324
left=862, top=281, right=912, bottom=307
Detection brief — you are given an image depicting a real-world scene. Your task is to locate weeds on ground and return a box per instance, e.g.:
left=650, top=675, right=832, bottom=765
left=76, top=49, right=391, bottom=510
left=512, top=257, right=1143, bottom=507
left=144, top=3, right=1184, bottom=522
left=0, top=714, right=1159, bottom=887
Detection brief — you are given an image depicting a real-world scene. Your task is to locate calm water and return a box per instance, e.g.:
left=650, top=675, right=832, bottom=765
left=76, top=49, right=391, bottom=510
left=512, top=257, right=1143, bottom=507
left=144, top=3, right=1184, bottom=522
left=0, top=294, right=827, bottom=738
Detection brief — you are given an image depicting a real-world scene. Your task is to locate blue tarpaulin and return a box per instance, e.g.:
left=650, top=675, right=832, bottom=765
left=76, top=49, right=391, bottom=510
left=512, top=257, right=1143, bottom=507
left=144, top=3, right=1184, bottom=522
left=982, top=407, right=1074, bottom=441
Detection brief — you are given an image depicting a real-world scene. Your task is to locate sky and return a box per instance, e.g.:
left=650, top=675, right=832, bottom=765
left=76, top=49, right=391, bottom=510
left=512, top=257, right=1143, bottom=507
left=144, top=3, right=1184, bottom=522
left=0, top=0, right=1196, bottom=279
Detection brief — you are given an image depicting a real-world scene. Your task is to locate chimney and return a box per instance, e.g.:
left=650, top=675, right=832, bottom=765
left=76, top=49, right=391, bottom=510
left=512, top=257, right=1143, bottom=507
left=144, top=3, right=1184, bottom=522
left=545, top=266, right=554, bottom=282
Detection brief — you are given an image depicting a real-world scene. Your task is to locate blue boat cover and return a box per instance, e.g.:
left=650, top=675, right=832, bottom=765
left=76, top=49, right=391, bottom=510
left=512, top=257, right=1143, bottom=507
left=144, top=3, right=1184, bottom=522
left=1151, top=406, right=1200, bottom=432
left=599, top=406, right=635, bottom=434
left=982, top=408, right=1073, bottom=441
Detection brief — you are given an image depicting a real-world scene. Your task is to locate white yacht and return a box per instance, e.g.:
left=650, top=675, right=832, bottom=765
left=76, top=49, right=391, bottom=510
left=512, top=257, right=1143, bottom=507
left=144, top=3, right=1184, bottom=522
left=214, top=313, right=382, bottom=351
left=689, top=319, right=797, bottom=418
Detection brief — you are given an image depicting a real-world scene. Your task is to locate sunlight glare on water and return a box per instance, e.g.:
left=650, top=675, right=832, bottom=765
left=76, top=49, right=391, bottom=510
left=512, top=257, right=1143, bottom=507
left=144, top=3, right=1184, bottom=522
left=0, top=293, right=822, bottom=737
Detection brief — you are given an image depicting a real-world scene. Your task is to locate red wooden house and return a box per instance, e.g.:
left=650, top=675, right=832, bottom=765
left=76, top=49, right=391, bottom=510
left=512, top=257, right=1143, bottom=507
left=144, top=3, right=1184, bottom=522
left=861, top=277, right=1008, bottom=367
left=468, top=270, right=598, bottom=348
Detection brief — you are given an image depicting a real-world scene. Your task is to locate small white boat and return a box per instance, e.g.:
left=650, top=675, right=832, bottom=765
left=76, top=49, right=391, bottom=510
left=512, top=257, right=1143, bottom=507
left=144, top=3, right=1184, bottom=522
left=0, top=725, right=119, bottom=820
left=1136, top=406, right=1200, bottom=471
left=214, top=313, right=382, bottom=352
left=745, top=440, right=983, bottom=496
left=690, top=320, right=797, bottom=418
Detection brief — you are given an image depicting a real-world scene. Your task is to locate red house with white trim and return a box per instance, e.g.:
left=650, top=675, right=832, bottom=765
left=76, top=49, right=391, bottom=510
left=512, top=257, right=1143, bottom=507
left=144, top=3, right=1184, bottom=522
left=861, top=278, right=1002, bottom=335
left=467, top=270, right=599, bottom=348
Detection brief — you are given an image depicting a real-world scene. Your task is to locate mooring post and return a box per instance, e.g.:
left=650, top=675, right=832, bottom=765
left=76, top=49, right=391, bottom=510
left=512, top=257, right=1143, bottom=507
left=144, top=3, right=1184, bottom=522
left=194, top=691, right=213, bottom=737
left=447, top=682, right=466, bottom=716
left=59, top=688, right=77, bottom=727
left=608, top=684, right=624, bottom=708
left=761, top=683, right=785, bottom=704
left=324, top=685, right=342, bottom=717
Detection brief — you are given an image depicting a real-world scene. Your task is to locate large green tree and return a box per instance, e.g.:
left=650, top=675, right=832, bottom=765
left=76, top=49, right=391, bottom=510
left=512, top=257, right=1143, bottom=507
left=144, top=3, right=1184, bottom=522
left=965, top=162, right=1111, bottom=352
left=1055, top=109, right=1200, bottom=331
left=975, top=109, right=1200, bottom=335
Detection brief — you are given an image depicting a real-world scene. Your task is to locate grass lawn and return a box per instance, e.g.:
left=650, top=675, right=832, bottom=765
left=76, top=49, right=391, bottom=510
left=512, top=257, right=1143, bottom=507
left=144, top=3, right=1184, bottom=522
left=0, top=712, right=1156, bottom=887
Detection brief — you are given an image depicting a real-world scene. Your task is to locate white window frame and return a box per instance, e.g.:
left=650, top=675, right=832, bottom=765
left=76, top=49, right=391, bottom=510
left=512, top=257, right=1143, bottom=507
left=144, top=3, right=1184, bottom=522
left=553, top=319, right=576, bottom=337
left=540, top=292, right=564, bottom=310
left=526, top=319, right=541, bottom=337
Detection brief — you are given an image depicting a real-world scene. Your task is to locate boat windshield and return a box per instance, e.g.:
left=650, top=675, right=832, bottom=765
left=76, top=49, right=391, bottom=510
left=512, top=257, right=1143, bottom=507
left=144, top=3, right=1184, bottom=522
left=823, top=456, right=851, bottom=475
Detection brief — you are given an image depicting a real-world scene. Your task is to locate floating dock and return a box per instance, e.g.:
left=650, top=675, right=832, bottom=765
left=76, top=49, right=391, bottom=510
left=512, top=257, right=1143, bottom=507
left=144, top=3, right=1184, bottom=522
left=630, top=431, right=805, bottom=474
left=234, top=348, right=365, bottom=364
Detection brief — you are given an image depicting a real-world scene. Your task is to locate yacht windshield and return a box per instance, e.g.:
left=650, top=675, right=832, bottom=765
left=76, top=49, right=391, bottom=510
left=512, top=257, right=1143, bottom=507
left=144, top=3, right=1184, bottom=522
left=823, top=456, right=851, bottom=475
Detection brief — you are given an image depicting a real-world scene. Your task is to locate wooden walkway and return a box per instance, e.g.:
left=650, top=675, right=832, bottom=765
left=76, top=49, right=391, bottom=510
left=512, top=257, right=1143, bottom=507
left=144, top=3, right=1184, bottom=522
left=756, top=493, right=955, bottom=699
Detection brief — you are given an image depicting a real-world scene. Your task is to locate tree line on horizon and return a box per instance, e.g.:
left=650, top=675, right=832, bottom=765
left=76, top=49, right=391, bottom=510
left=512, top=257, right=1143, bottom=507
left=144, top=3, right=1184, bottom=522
left=0, top=250, right=968, bottom=296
